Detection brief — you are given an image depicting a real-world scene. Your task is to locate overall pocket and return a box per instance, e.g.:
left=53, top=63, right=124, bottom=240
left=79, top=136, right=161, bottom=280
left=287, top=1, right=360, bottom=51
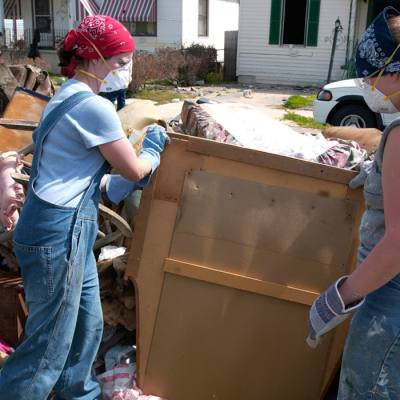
left=13, top=241, right=54, bottom=303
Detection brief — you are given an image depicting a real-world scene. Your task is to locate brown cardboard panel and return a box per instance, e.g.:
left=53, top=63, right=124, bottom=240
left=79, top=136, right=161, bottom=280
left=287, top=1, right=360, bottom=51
left=127, top=139, right=365, bottom=396
left=144, top=274, right=335, bottom=400
left=187, top=135, right=357, bottom=184
left=164, top=258, right=319, bottom=306
left=170, top=234, right=346, bottom=293
left=0, top=127, right=32, bottom=153
left=3, top=89, right=47, bottom=122
left=126, top=199, right=178, bottom=385
left=154, top=138, right=204, bottom=203
left=170, top=171, right=356, bottom=289
left=203, top=156, right=349, bottom=200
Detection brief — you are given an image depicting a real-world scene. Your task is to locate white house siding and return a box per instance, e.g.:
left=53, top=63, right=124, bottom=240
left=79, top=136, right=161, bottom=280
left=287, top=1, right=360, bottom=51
left=52, top=0, right=72, bottom=32
left=134, top=0, right=183, bottom=51
left=181, top=0, right=239, bottom=60
left=237, top=0, right=356, bottom=86
left=354, top=0, right=368, bottom=42
left=20, top=0, right=33, bottom=31
left=17, top=0, right=72, bottom=31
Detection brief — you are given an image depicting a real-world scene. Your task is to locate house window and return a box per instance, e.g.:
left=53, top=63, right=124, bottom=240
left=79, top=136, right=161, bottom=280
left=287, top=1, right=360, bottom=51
left=269, top=0, right=321, bottom=47
left=34, top=0, right=52, bottom=33
left=123, top=21, right=157, bottom=37
left=282, top=0, right=307, bottom=45
left=198, top=0, right=208, bottom=37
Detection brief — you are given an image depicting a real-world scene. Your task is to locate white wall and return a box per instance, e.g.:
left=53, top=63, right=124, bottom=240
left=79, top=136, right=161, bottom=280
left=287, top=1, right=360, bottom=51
left=52, top=0, right=70, bottom=31
left=134, top=0, right=183, bottom=51
left=354, top=0, right=368, bottom=42
left=237, top=0, right=355, bottom=86
left=182, top=0, right=239, bottom=60
left=20, top=0, right=33, bottom=31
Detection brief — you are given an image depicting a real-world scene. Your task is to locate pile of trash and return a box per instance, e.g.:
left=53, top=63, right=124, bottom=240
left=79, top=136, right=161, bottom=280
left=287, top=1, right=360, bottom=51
left=178, top=100, right=375, bottom=170
left=0, top=89, right=166, bottom=398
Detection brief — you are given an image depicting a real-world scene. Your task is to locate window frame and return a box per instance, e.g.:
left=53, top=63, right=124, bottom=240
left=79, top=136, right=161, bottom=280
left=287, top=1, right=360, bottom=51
left=281, top=0, right=309, bottom=46
left=198, top=0, right=209, bottom=37
left=32, top=0, right=53, bottom=34
left=269, top=0, right=320, bottom=47
left=123, top=21, right=157, bottom=37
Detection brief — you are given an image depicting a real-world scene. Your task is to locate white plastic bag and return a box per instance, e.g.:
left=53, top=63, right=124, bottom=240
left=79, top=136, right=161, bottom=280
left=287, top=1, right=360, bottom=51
left=98, top=364, right=165, bottom=400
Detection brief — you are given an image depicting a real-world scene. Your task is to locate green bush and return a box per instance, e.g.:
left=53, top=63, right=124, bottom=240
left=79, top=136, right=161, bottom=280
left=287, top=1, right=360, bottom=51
left=206, top=71, right=224, bottom=84
left=182, top=43, right=218, bottom=80
left=129, top=45, right=219, bottom=92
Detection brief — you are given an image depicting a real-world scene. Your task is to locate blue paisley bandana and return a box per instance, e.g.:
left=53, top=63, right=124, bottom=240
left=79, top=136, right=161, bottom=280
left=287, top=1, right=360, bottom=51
left=356, top=6, right=400, bottom=78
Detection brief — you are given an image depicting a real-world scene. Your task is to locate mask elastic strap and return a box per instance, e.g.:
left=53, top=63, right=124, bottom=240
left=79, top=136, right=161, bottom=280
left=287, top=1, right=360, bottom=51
left=385, top=88, right=400, bottom=100
left=372, top=43, right=400, bottom=91
left=76, top=68, right=105, bottom=84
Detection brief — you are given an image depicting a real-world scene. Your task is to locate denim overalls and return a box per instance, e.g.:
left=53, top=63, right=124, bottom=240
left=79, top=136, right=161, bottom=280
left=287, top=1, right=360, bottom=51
left=338, top=119, right=400, bottom=399
left=0, top=91, right=109, bottom=399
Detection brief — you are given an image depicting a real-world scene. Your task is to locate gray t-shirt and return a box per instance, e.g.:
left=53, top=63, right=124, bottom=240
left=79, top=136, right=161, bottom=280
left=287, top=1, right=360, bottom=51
left=34, top=79, right=124, bottom=206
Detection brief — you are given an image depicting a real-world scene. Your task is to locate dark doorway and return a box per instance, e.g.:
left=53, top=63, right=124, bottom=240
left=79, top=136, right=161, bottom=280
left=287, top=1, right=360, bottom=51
left=282, top=0, right=307, bottom=45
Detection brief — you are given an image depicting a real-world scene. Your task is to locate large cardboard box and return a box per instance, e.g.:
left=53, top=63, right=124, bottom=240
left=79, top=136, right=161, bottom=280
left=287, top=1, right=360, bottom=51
left=126, top=134, right=364, bottom=400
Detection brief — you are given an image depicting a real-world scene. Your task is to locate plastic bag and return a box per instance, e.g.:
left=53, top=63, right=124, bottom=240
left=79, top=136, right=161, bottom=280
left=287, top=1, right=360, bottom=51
left=98, top=364, right=165, bottom=400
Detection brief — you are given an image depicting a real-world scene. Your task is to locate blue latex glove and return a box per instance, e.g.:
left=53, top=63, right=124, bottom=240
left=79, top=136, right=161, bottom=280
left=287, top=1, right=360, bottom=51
left=137, top=124, right=170, bottom=187
left=103, top=125, right=170, bottom=205
left=104, top=174, right=140, bottom=205
left=307, top=276, right=365, bottom=348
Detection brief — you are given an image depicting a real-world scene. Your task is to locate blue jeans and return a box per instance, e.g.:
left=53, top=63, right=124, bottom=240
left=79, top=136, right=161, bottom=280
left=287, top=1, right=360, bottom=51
left=0, top=91, right=107, bottom=399
left=99, top=89, right=127, bottom=111
left=338, top=275, right=400, bottom=399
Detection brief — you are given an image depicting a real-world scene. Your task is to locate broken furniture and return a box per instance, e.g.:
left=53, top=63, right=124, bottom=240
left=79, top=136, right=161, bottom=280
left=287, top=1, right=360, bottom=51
left=126, top=133, right=365, bottom=400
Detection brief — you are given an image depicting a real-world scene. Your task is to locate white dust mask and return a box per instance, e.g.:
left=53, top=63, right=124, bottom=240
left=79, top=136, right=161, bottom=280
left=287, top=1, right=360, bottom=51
left=360, top=85, right=398, bottom=114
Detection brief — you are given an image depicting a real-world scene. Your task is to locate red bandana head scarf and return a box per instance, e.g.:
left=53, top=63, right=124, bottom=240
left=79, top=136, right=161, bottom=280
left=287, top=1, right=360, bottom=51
left=63, top=15, right=135, bottom=59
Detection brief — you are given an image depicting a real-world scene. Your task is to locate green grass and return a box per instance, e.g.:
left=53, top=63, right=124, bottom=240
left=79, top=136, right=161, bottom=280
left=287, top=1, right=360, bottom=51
left=283, top=95, right=316, bottom=109
left=283, top=112, right=328, bottom=130
left=130, top=89, right=192, bottom=105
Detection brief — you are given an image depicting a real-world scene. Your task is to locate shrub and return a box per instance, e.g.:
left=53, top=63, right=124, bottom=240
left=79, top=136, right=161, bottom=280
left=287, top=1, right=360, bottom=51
left=129, top=44, right=219, bottom=92
left=183, top=43, right=218, bottom=80
left=206, top=71, right=224, bottom=85
left=130, top=51, right=158, bottom=92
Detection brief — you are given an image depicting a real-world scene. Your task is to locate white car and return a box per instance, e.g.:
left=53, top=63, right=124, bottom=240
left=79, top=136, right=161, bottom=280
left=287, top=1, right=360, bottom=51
left=313, top=79, right=399, bottom=128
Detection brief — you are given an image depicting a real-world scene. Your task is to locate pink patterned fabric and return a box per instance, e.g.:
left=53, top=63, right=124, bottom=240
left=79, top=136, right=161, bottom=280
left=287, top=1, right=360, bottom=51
left=63, top=15, right=135, bottom=59
left=98, top=364, right=165, bottom=400
left=0, top=151, right=24, bottom=231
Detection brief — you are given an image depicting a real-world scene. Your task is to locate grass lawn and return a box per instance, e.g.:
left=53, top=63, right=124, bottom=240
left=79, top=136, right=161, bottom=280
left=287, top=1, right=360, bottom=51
left=130, top=89, right=193, bottom=105
left=283, top=112, right=328, bottom=130
left=283, top=95, right=316, bottom=110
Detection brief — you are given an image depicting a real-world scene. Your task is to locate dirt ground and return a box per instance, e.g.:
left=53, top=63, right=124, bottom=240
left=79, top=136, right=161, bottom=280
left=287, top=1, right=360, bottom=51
left=126, top=83, right=321, bottom=134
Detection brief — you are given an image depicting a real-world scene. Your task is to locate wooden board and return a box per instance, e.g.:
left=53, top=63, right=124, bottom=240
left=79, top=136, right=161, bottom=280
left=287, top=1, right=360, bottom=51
left=0, top=126, right=32, bottom=153
left=170, top=170, right=357, bottom=293
left=3, top=88, right=48, bottom=123
left=145, top=273, right=330, bottom=400
left=0, top=87, right=48, bottom=154
left=126, top=135, right=365, bottom=399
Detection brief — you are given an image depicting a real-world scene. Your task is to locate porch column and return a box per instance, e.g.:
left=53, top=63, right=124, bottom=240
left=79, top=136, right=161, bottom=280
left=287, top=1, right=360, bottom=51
left=0, top=0, right=5, bottom=46
left=68, top=0, right=77, bottom=29
left=0, top=0, right=4, bottom=37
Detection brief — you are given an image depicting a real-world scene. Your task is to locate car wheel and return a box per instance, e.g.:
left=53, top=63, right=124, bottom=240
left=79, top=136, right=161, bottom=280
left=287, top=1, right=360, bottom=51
left=330, top=104, right=378, bottom=128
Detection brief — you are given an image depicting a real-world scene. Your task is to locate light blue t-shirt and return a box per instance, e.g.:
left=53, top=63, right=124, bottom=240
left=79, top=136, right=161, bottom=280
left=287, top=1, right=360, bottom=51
left=34, top=79, right=125, bottom=206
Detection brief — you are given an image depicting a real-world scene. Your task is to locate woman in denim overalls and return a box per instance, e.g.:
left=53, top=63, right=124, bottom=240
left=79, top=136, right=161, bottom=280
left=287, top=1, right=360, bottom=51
left=308, top=7, right=400, bottom=399
left=0, top=16, right=168, bottom=399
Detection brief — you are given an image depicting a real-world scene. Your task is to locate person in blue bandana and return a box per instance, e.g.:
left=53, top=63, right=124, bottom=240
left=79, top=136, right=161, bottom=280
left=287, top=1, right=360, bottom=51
left=308, top=7, right=400, bottom=398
